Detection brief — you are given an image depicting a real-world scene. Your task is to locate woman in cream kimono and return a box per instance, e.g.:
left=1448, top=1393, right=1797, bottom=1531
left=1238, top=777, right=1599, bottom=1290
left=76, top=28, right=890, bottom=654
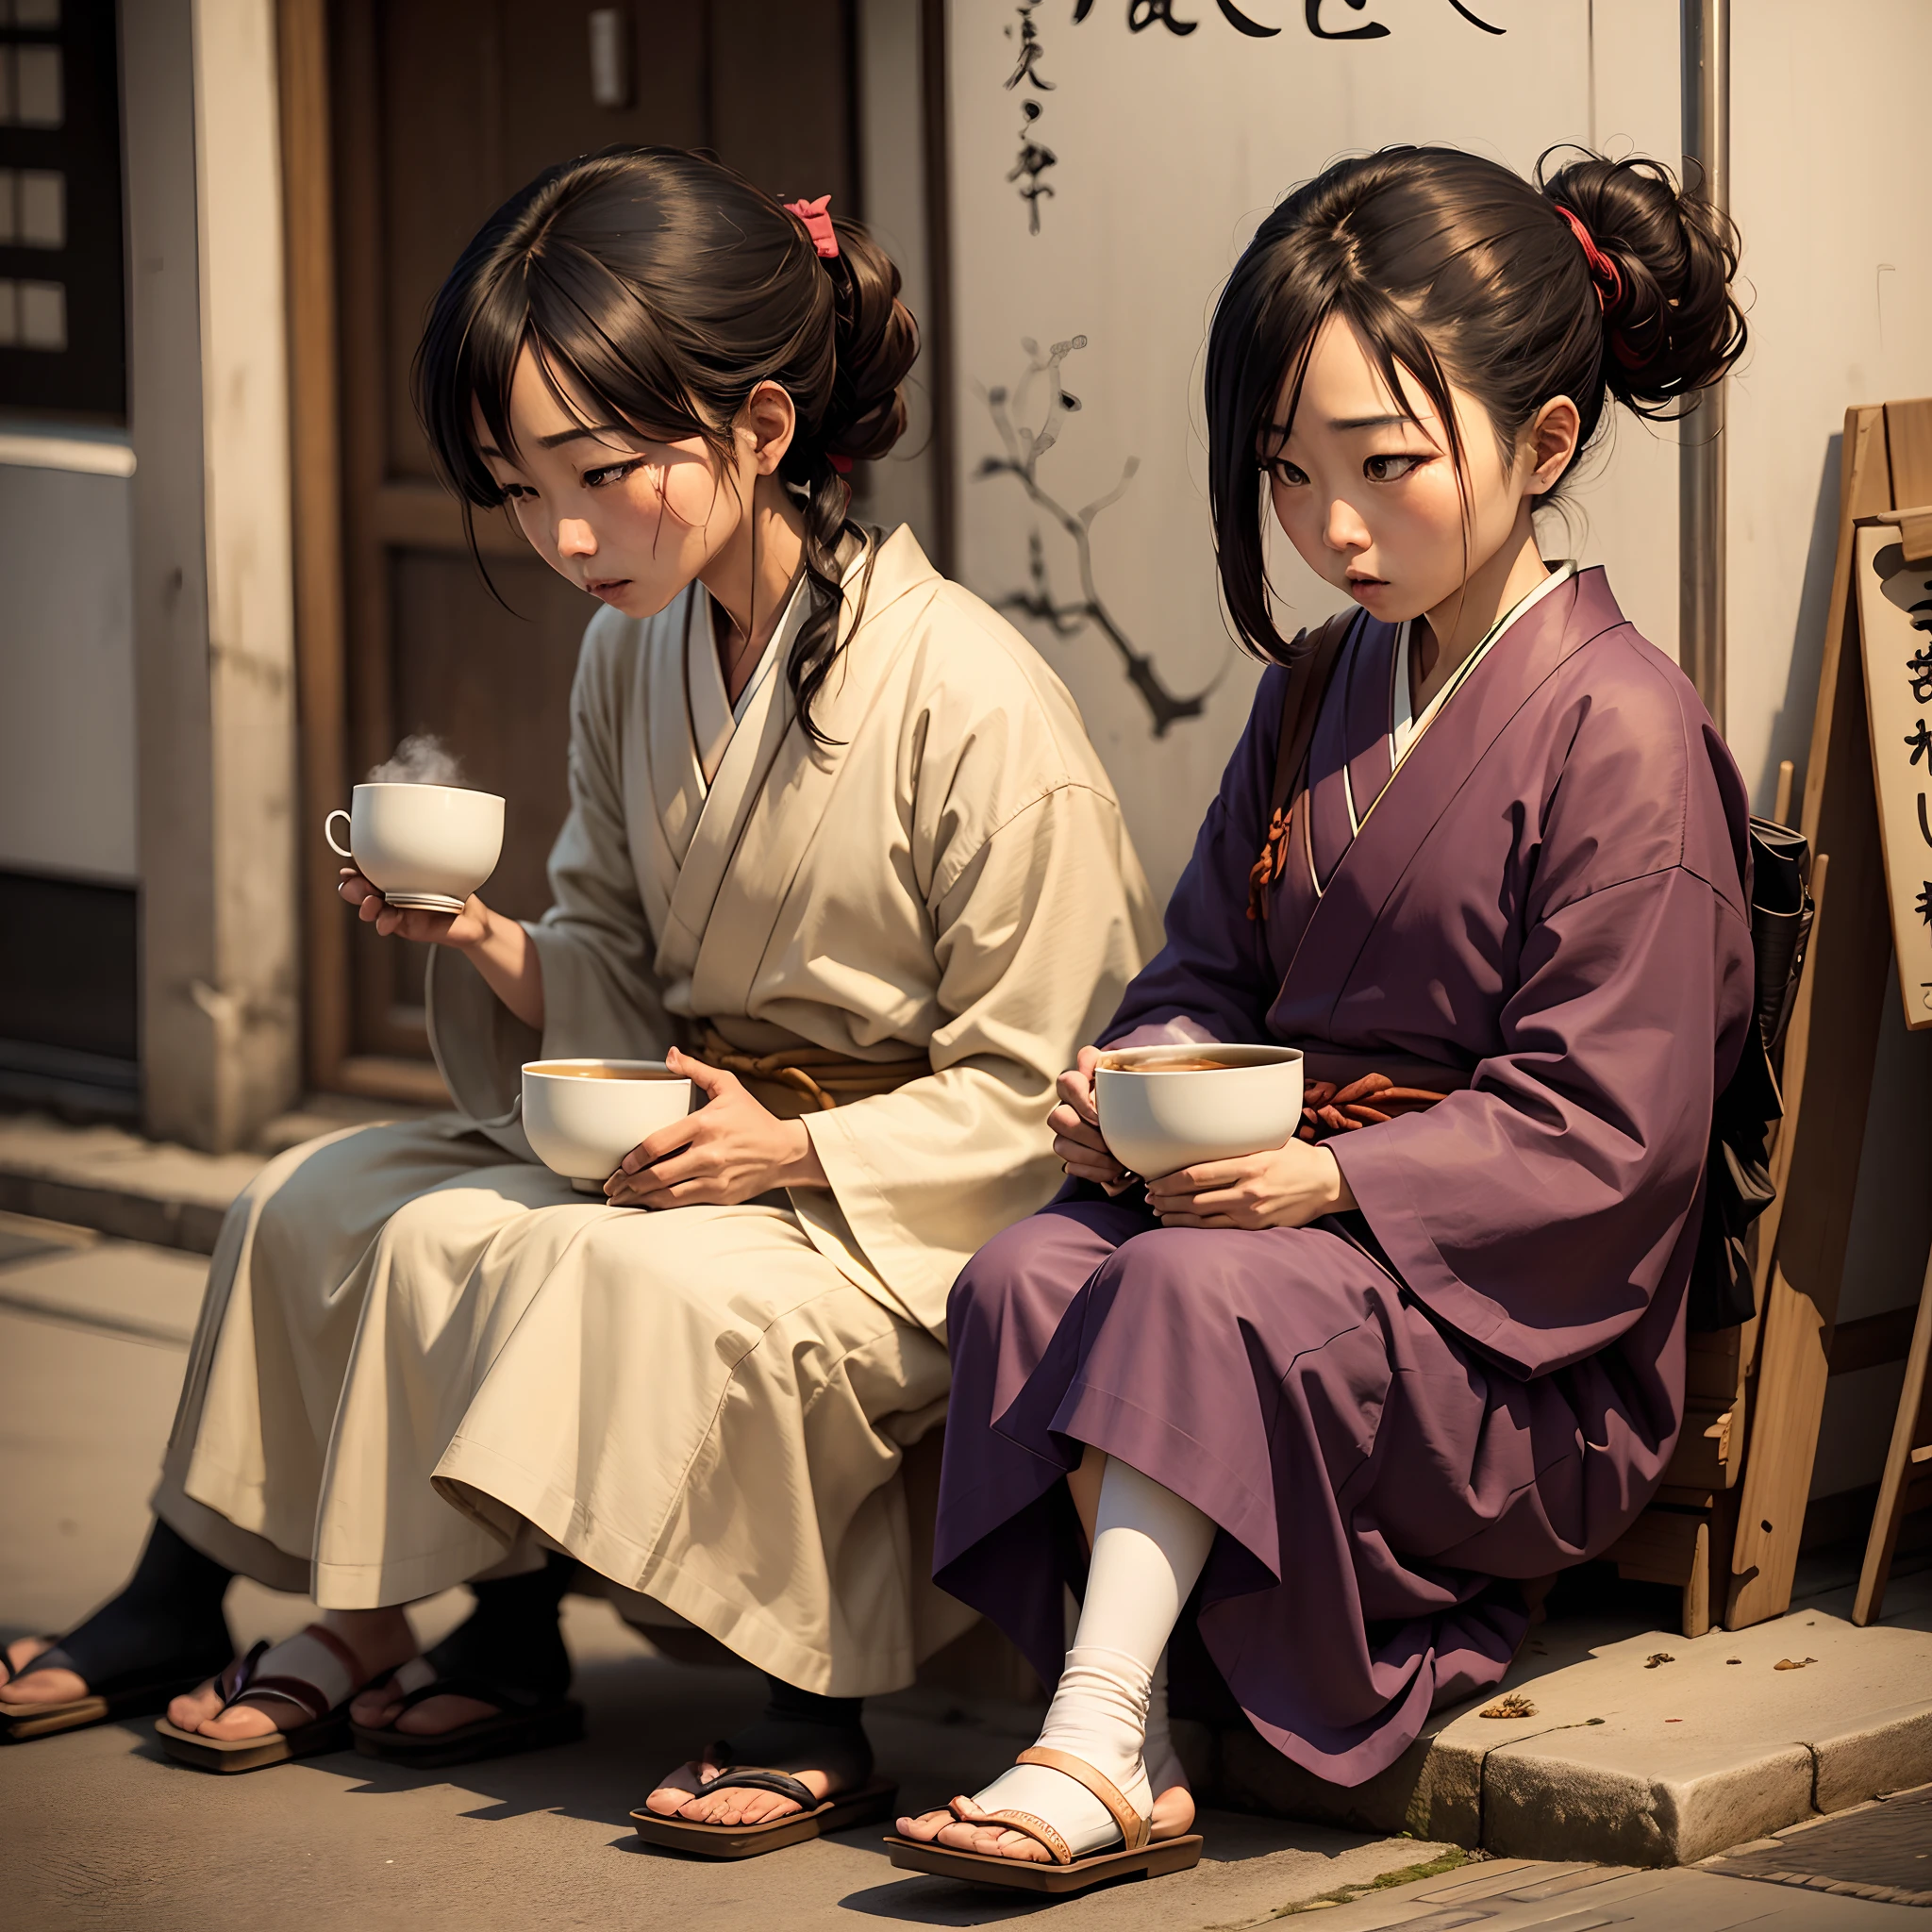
left=1, top=147, right=1153, bottom=1842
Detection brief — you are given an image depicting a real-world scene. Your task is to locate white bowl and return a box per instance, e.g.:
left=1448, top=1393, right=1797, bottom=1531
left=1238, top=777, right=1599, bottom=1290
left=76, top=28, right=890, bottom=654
left=522, top=1058, right=694, bottom=1190
left=324, top=782, right=504, bottom=915
left=1095, top=1043, right=1305, bottom=1180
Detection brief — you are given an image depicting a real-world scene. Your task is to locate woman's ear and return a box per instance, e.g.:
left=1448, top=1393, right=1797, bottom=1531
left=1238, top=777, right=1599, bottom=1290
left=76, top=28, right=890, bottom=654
left=740, top=380, right=797, bottom=476
left=1524, top=395, right=1581, bottom=495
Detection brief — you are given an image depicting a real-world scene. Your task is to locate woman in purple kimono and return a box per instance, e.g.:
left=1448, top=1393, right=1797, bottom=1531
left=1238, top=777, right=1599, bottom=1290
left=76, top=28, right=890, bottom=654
left=894, top=145, right=1755, bottom=1887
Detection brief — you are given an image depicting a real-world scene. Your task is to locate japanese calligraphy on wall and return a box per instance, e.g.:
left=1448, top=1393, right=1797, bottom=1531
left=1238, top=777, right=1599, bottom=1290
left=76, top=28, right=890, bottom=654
left=948, top=2, right=1681, bottom=899
left=1857, top=525, right=1932, bottom=1028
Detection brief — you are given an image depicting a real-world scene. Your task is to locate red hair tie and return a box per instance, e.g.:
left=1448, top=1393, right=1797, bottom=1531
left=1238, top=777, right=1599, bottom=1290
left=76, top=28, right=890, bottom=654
left=1555, top=204, right=1623, bottom=312
left=784, top=193, right=840, bottom=260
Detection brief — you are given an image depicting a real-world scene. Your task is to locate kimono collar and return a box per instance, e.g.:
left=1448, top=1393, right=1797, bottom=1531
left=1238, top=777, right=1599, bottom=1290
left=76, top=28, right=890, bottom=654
left=688, top=573, right=810, bottom=788
left=1278, top=566, right=1630, bottom=1015
left=1388, top=560, right=1579, bottom=779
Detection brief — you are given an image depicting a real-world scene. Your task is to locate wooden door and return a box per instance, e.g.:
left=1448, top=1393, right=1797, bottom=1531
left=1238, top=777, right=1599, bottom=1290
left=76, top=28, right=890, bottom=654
left=287, top=0, right=860, bottom=1098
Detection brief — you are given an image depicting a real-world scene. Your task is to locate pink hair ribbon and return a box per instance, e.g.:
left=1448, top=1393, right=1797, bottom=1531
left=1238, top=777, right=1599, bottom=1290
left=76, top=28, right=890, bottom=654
left=784, top=193, right=840, bottom=260
left=1555, top=205, right=1624, bottom=311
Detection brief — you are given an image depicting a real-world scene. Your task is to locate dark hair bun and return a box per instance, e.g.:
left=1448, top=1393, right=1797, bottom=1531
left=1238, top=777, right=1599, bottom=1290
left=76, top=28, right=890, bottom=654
left=1539, top=149, right=1747, bottom=414
left=823, top=217, right=918, bottom=463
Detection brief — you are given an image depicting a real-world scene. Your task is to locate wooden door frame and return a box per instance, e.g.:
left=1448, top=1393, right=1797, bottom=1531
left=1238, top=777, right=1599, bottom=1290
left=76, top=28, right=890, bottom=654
left=276, top=0, right=954, bottom=1103
left=278, top=0, right=446, bottom=1103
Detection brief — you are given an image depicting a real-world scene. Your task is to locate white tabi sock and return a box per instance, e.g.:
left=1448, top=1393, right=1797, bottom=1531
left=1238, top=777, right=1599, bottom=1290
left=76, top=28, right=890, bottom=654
left=965, top=1459, right=1214, bottom=1859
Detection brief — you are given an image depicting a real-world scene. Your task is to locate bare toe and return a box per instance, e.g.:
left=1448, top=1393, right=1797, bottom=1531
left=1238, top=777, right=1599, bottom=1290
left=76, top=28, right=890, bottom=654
left=643, top=1757, right=713, bottom=1819
left=349, top=1686, right=401, bottom=1725
left=1, top=1642, right=88, bottom=1707
left=165, top=1681, right=225, bottom=1730
left=894, top=1807, right=957, bottom=1841
left=193, top=1701, right=280, bottom=1740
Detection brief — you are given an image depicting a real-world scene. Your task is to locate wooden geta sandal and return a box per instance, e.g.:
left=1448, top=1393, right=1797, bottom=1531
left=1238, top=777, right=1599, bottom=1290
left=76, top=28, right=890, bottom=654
left=884, top=1745, right=1205, bottom=1894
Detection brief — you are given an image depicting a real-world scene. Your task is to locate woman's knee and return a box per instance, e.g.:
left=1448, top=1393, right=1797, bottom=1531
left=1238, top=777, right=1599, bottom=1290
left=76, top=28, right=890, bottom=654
left=1092, top=1223, right=1341, bottom=1324
left=948, top=1208, right=1098, bottom=1357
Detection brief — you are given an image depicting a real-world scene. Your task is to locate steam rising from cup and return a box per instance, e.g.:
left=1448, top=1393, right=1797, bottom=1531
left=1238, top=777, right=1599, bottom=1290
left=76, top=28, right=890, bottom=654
left=366, top=734, right=467, bottom=787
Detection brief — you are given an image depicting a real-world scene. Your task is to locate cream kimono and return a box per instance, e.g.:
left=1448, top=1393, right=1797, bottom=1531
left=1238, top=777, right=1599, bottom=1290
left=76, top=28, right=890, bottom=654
left=155, top=529, right=1155, bottom=1694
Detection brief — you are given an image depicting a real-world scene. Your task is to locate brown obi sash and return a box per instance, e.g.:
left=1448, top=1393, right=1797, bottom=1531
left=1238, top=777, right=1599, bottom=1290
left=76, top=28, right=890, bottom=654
left=695, top=1025, right=929, bottom=1119
left=1294, top=1046, right=1470, bottom=1144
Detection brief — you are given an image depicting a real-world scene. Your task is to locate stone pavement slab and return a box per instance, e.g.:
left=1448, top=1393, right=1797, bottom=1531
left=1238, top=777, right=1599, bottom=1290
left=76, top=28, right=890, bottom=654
left=1244, top=1853, right=1932, bottom=1929
left=1204, top=1563, right=1932, bottom=1866
left=1701, top=1781, right=1932, bottom=1907
left=0, top=1111, right=266, bottom=1253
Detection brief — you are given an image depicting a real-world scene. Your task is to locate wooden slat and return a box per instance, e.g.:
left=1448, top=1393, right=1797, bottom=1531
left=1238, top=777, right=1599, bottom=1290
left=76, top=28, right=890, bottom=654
left=1726, top=407, right=1899, bottom=1631
left=374, top=483, right=526, bottom=559
left=1607, top=1508, right=1711, bottom=1637
left=1854, top=1248, right=1932, bottom=1625
left=277, top=0, right=350, bottom=1091
left=1884, top=399, right=1932, bottom=506
left=1663, top=1400, right=1735, bottom=1491
left=1831, top=1304, right=1922, bottom=1377
left=334, top=1055, right=451, bottom=1107
left=1608, top=1507, right=1704, bottom=1575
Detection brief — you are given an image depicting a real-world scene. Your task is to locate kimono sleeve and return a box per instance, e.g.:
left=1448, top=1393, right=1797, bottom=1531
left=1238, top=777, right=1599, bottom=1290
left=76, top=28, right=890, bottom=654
left=801, top=781, right=1152, bottom=1336
left=1329, top=859, right=1755, bottom=1377
left=1101, top=667, right=1286, bottom=1051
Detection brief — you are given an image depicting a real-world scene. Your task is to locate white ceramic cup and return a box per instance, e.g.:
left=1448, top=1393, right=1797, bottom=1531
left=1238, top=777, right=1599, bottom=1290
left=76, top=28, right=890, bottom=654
left=324, top=781, right=504, bottom=915
left=1094, top=1042, right=1305, bottom=1181
left=522, top=1058, right=695, bottom=1191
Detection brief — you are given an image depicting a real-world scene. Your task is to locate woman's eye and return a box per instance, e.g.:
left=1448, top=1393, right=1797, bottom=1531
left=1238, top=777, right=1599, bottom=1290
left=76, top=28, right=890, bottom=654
left=1265, top=459, right=1308, bottom=488
left=498, top=483, right=537, bottom=503
left=583, top=457, right=646, bottom=489
left=1364, top=453, right=1426, bottom=483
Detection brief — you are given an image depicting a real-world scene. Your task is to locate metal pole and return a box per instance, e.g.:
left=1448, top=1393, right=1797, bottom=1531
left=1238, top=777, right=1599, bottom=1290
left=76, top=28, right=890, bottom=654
left=1679, top=0, right=1729, bottom=732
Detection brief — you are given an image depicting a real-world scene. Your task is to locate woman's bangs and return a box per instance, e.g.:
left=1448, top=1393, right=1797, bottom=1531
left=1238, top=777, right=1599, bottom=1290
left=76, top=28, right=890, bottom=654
left=523, top=253, right=718, bottom=456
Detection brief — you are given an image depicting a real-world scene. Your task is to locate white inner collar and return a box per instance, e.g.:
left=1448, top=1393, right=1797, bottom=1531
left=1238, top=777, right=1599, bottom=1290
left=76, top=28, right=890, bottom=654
left=688, top=574, right=809, bottom=787
left=1391, top=560, right=1577, bottom=766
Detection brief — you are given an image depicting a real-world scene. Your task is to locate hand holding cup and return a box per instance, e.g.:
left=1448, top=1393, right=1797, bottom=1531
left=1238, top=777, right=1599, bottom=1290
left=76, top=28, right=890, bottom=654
left=337, top=867, right=489, bottom=945
left=1049, top=1044, right=1134, bottom=1192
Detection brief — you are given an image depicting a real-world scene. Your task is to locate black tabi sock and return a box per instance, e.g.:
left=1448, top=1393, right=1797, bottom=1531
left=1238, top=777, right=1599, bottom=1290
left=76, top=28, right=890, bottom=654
left=26, top=1518, right=233, bottom=1691
left=720, top=1674, right=874, bottom=1790
left=424, top=1552, right=576, bottom=1700
left=761, top=1674, right=864, bottom=1734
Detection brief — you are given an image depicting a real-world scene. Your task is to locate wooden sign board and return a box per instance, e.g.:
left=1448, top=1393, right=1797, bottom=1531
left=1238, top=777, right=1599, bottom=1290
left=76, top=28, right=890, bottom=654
left=1723, top=397, right=1932, bottom=1632
left=1857, top=523, right=1932, bottom=1030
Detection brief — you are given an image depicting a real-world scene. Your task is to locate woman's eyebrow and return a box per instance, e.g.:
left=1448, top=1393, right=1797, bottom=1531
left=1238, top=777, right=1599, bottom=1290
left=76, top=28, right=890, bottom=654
left=538, top=423, right=629, bottom=448
left=1264, top=411, right=1413, bottom=439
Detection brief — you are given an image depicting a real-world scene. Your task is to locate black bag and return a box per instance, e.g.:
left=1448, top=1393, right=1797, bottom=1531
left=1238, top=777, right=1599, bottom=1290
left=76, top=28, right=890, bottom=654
left=1688, top=817, right=1815, bottom=1333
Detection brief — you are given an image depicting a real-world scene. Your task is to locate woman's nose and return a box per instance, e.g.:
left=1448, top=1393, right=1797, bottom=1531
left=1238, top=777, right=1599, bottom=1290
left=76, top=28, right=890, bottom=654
left=556, top=518, right=596, bottom=559
left=1324, top=499, right=1371, bottom=554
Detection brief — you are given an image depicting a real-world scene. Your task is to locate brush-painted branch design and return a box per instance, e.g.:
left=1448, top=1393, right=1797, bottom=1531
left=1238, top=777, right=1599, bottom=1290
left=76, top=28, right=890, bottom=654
left=977, top=336, right=1221, bottom=737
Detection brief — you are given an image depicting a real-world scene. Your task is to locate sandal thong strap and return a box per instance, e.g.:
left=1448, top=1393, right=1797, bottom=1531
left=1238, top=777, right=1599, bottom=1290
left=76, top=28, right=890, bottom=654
left=217, top=1624, right=365, bottom=1725
left=2, top=1638, right=62, bottom=1689
left=970, top=1806, right=1078, bottom=1866
left=695, top=1760, right=822, bottom=1811
left=1016, top=1745, right=1151, bottom=1855
left=382, top=1668, right=548, bottom=1720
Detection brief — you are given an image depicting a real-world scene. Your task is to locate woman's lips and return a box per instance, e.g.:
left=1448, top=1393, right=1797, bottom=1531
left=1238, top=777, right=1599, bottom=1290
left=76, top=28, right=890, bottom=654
left=1345, top=575, right=1389, bottom=600
left=585, top=578, right=629, bottom=600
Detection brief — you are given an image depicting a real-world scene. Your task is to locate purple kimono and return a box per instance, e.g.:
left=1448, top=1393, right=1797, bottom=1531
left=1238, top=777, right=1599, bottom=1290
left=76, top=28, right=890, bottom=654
left=933, top=568, right=1756, bottom=1785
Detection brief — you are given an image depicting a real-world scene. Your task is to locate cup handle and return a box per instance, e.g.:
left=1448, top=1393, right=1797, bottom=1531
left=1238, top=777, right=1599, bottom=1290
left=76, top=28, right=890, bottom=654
left=324, top=808, right=354, bottom=860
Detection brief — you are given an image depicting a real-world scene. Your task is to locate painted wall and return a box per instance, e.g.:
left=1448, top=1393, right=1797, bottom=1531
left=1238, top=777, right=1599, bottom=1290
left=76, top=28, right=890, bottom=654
left=942, top=0, right=1932, bottom=1507
left=0, top=454, right=138, bottom=882
left=944, top=0, right=1680, bottom=905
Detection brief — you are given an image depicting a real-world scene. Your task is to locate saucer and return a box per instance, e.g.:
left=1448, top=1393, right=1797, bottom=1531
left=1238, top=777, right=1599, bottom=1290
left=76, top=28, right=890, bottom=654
left=381, top=891, right=467, bottom=914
